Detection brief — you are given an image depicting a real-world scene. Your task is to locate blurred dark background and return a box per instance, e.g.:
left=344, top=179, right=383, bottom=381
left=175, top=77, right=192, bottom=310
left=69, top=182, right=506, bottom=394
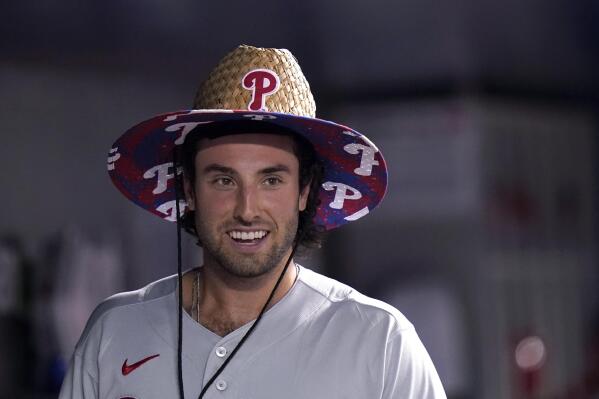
left=1, top=1, right=598, bottom=398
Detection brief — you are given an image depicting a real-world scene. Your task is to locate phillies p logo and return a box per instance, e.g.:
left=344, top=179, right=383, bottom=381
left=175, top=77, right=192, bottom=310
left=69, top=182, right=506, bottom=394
left=242, top=69, right=280, bottom=111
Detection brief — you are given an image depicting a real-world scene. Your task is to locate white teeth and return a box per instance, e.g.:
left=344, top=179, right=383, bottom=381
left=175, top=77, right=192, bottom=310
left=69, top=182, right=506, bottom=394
left=228, top=231, right=267, bottom=240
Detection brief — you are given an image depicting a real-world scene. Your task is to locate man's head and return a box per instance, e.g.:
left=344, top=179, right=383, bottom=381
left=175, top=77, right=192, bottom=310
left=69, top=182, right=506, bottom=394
left=108, top=45, right=387, bottom=238
left=180, top=123, right=324, bottom=276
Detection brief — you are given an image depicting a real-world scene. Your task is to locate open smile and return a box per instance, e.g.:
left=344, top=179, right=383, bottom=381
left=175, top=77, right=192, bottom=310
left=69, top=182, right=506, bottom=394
left=226, top=230, right=271, bottom=251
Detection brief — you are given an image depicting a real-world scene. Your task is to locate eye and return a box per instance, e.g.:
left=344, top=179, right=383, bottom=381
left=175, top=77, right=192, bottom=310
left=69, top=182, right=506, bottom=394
left=263, top=176, right=283, bottom=186
left=212, top=176, right=235, bottom=188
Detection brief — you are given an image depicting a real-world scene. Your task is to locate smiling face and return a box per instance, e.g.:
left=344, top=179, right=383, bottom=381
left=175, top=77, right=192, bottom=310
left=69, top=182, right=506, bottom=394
left=184, top=133, right=310, bottom=278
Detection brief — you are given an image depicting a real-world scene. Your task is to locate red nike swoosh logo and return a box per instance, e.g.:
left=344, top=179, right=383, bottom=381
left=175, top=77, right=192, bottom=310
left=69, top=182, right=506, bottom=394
left=122, top=354, right=160, bottom=376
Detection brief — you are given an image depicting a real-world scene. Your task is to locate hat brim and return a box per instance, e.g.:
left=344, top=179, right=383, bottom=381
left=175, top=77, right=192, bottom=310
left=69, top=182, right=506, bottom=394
left=108, top=110, right=387, bottom=230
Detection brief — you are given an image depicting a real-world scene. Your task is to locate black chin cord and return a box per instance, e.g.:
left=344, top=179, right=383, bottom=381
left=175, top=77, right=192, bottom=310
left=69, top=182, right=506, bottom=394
left=173, top=149, right=185, bottom=399
left=196, top=239, right=301, bottom=399
left=173, top=146, right=304, bottom=399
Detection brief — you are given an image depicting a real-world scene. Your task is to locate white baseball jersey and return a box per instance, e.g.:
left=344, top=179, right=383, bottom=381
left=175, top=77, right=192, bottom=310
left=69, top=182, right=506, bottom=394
left=59, top=266, right=447, bottom=398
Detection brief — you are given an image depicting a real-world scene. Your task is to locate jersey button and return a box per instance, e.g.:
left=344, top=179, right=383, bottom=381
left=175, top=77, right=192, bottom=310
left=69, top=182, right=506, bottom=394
left=215, top=346, right=227, bottom=358
left=216, top=380, right=227, bottom=391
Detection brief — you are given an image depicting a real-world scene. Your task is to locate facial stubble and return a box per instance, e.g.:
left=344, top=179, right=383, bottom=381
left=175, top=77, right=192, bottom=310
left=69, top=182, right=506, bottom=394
left=195, top=210, right=298, bottom=279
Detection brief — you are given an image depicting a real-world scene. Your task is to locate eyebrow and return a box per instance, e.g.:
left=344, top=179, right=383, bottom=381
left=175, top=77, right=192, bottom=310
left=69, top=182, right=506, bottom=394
left=259, top=164, right=291, bottom=175
left=202, top=164, right=236, bottom=175
left=201, top=163, right=291, bottom=176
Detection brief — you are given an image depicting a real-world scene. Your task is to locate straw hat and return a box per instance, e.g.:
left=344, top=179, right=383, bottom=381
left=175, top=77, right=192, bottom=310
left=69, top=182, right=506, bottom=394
left=107, top=45, right=387, bottom=230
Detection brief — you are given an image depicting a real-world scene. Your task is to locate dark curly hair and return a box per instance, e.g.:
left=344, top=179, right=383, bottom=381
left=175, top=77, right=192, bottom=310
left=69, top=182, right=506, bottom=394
left=177, top=120, right=325, bottom=250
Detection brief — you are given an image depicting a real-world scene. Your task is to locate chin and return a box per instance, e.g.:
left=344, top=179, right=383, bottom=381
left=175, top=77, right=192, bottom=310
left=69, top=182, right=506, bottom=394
left=216, top=253, right=281, bottom=279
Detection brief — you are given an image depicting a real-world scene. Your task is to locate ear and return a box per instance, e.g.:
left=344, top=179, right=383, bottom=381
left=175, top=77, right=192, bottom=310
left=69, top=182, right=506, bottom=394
left=183, top=176, right=196, bottom=211
left=298, top=181, right=311, bottom=212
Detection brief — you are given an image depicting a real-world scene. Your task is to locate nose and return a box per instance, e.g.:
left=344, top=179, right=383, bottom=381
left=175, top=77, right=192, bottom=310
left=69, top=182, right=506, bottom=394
left=234, top=185, right=260, bottom=224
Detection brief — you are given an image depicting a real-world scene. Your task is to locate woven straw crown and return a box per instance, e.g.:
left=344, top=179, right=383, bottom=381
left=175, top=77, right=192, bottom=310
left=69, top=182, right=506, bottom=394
left=193, top=45, right=316, bottom=117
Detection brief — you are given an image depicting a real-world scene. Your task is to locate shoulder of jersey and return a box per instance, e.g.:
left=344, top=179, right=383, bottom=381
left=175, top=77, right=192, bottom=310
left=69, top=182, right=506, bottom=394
left=298, top=266, right=414, bottom=332
left=74, top=274, right=178, bottom=350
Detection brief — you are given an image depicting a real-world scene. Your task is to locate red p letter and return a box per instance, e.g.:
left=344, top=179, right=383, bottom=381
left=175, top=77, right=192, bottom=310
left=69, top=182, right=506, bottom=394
left=242, top=69, right=280, bottom=111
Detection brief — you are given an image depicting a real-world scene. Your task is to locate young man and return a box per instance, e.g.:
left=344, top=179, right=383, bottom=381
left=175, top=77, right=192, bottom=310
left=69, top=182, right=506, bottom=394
left=60, top=45, right=446, bottom=398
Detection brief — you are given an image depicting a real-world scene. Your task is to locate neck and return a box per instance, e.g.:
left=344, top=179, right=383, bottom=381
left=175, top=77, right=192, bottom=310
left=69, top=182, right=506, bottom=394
left=189, top=250, right=298, bottom=336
